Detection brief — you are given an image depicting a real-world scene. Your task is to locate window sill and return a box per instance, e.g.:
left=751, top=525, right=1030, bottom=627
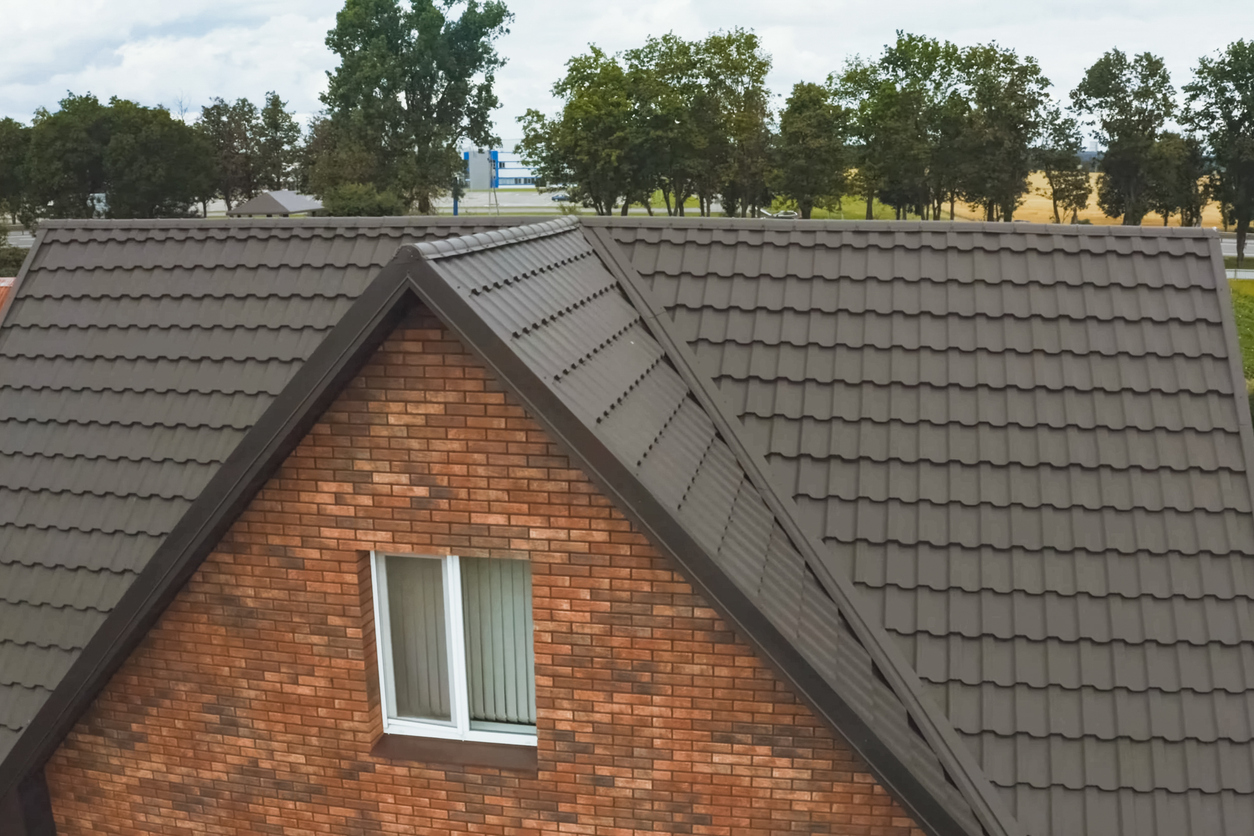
left=370, top=733, right=538, bottom=772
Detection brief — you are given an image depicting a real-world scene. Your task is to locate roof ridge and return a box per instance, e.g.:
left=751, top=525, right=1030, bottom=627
left=34, top=216, right=550, bottom=231
left=586, top=224, right=1026, bottom=836
left=407, top=215, right=579, bottom=261
left=582, top=215, right=1222, bottom=239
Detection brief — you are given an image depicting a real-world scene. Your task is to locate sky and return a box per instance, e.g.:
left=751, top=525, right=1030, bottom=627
left=2, top=0, right=1251, bottom=147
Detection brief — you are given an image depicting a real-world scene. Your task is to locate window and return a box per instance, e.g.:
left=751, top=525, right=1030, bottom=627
left=370, top=552, right=536, bottom=746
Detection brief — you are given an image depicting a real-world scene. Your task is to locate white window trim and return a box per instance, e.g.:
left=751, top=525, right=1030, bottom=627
left=371, top=551, right=537, bottom=748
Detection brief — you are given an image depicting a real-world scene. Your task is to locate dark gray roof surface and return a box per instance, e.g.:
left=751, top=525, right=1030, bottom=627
left=0, top=216, right=543, bottom=765
left=1, top=215, right=1249, bottom=836
left=593, top=216, right=1251, bottom=836
left=407, top=218, right=1011, bottom=836
left=225, top=189, right=323, bottom=216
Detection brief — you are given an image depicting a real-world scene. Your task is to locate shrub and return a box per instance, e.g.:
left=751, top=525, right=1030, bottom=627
left=321, top=183, right=407, bottom=217
left=0, top=246, right=27, bottom=276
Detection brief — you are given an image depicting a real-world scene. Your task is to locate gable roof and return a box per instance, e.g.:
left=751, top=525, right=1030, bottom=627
left=591, top=216, right=1254, bottom=836
left=0, top=216, right=1017, bottom=836
left=0, top=214, right=1249, bottom=836
left=226, top=190, right=324, bottom=217
left=0, top=216, right=544, bottom=773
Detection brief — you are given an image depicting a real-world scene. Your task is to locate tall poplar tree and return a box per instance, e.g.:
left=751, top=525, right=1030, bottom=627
left=319, top=0, right=512, bottom=213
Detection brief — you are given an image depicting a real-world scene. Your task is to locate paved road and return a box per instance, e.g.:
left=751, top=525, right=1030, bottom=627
left=5, top=229, right=35, bottom=248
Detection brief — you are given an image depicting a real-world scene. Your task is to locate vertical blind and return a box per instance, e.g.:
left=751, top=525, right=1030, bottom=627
left=386, top=555, right=451, bottom=722
left=461, top=557, right=537, bottom=728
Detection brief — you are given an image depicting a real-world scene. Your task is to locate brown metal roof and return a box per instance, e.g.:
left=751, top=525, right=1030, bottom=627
left=0, top=216, right=545, bottom=771
left=411, top=218, right=1014, bottom=836
left=1, top=214, right=1251, bottom=836
left=591, top=216, right=1254, bottom=836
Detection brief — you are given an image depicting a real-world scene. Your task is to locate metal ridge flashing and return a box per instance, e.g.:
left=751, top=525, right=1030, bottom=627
left=34, top=216, right=551, bottom=231
left=408, top=216, right=579, bottom=261
left=580, top=214, right=1220, bottom=238
left=584, top=223, right=1025, bottom=836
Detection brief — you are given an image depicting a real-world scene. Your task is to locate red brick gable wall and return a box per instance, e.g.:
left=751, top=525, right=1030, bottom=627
left=44, top=308, right=924, bottom=836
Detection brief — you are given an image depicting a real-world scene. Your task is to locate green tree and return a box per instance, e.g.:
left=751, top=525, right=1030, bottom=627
left=302, top=113, right=378, bottom=197
left=1035, top=107, right=1092, bottom=223
left=689, top=29, right=772, bottom=217
left=197, top=97, right=260, bottom=209
left=24, top=93, right=111, bottom=219
left=1146, top=132, right=1210, bottom=226
left=256, top=92, right=302, bottom=191
left=103, top=99, right=216, bottom=218
left=0, top=118, right=30, bottom=223
left=831, top=34, right=963, bottom=221
left=1071, top=49, right=1175, bottom=225
left=1185, top=40, right=1254, bottom=266
left=958, top=43, right=1050, bottom=221
left=320, top=0, right=513, bottom=213
left=517, top=47, right=640, bottom=215
left=623, top=34, right=702, bottom=215
left=322, top=182, right=407, bottom=215
left=772, top=83, right=845, bottom=219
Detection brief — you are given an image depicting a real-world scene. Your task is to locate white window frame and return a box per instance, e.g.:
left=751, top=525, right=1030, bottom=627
left=370, top=551, right=537, bottom=747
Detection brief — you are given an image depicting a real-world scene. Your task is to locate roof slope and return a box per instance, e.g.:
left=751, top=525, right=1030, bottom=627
left=0, top=217, right=543, bottom=767
left=0, top=216, right=1018, bottom=836
left=593, top=216, right=1254, bottom=836
left=399, top=218, right=1014, bottom=836
left=226, top=190, right=323, bottom=216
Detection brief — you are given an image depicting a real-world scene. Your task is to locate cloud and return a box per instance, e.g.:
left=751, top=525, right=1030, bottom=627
left=2, top=0, right=1251, bottom=140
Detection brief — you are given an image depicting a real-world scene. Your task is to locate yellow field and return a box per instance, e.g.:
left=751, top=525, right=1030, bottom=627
left=954, top=172, right=1228, bottom=227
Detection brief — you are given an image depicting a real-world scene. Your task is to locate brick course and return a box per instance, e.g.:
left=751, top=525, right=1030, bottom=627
left=44, top=308, right=925, bottom=836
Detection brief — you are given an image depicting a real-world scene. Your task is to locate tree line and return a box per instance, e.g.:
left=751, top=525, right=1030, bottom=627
left=0, top=91, right=307, bottom=226
left=520, top=33, right=1254, bottom=264
left=0, top=1, right=1250, bottom=266
left=0, top=0, right=512, bottom=225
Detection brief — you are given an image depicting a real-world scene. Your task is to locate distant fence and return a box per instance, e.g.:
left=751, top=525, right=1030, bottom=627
left=1229, top=270, right=1254, bottom=280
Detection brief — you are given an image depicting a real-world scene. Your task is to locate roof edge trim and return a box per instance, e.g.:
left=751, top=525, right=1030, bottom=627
left=585, top=224, right=1025, bottom=836
left=1206, top=237, right=1254, bottom=565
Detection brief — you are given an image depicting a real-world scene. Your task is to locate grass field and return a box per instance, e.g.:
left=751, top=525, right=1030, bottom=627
left=1229, top=281, right=1254, bottom=396
left=955, top=172, right=1230, bottom=227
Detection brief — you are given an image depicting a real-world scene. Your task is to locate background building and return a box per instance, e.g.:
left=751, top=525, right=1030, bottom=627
left=462, top=145, right=537, bottom=190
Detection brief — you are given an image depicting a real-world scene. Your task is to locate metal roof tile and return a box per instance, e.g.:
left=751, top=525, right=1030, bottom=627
left=610, top=218, right=1249, bottom=835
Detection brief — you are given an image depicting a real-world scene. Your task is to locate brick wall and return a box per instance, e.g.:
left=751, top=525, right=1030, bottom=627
left=44, top=308, right=924, bottom=836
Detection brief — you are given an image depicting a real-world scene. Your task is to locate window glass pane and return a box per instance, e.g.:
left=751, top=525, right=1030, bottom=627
left=386, top=555, right=451, bottom=723
left=461, top=557, right=536, bottom=730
